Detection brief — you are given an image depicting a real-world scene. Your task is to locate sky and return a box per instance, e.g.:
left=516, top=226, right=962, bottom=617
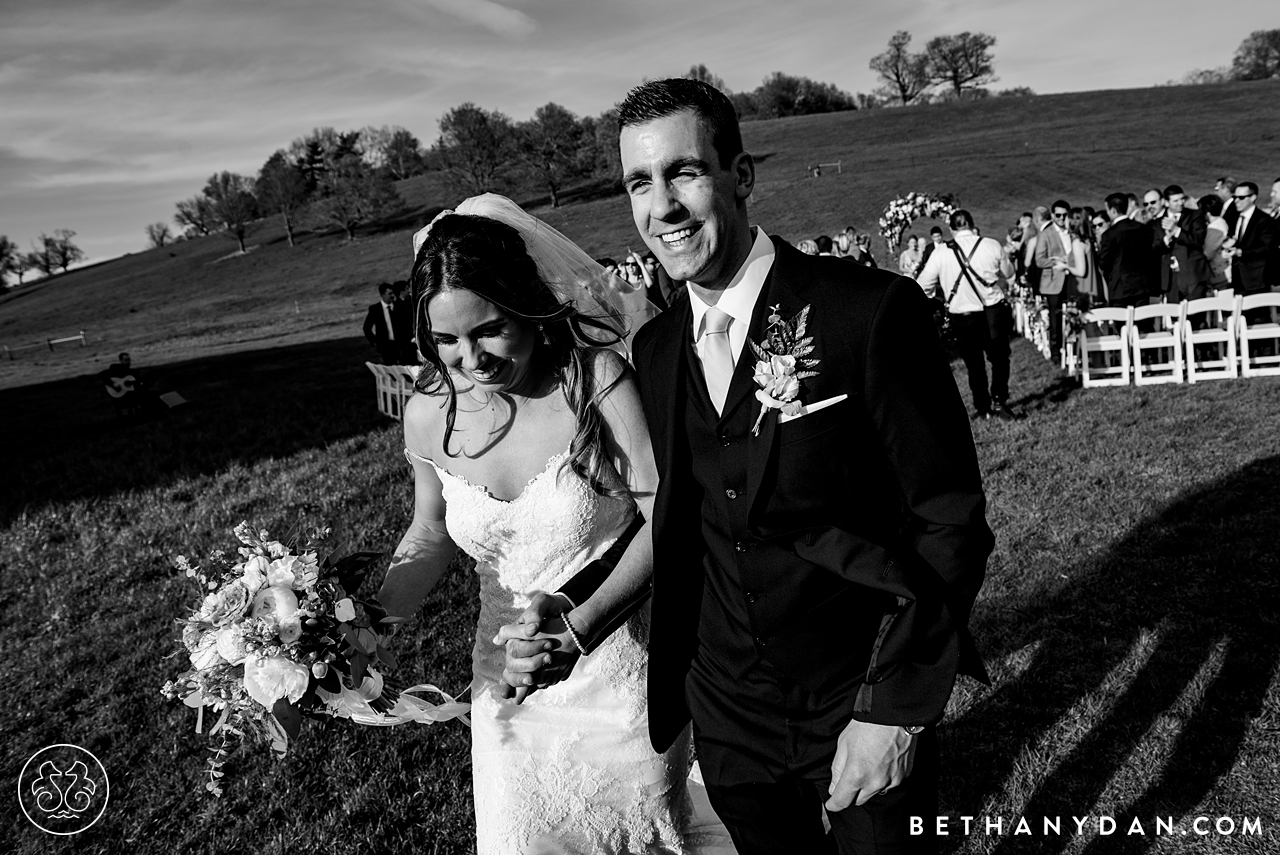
left=1, top=0, right=1274, bottom=268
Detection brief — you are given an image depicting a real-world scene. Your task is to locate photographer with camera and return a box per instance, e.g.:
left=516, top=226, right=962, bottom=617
left=918, top=209, right=1021, bottom=422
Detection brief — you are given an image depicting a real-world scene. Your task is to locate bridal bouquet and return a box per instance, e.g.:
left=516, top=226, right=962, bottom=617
left=877, top=192, right=960, bottom=251
left=161, top=521, right=469, bottom=796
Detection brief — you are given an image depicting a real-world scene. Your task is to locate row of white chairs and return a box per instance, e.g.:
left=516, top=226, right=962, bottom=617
left=365, top=362, right=420, bottom=420
left=1069, top=293, right=1280, bottom=387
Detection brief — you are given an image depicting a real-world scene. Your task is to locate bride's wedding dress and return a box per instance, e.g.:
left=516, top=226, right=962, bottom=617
left=408, top=446, right=732, bottom=855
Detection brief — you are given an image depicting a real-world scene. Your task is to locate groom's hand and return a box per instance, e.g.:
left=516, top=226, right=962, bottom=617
left=825, top=720, right=918, bottom=812
left=493, top=592, right=578, bottom=703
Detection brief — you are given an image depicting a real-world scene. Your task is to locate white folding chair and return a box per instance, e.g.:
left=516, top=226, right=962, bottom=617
left=1131, top=302, right=1186, bottom=385
left=366, top=362, right=399, bottom=419
left=1183, top=295, right=1239, bottom=383
left=1061, top=311, right=1080, bottom=376
left=1080, top=306, right=1132, bottom=387
left=1239, top=293, right=1280, bottom=378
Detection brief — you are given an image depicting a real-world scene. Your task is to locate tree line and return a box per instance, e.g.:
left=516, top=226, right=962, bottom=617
left=1171, top=29, right=1280, bottom=85
left=0, top=231, right=85, bottom=287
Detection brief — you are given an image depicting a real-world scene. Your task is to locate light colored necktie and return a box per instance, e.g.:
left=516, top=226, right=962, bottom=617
left=383, top=302, right=395, bottom=341
left=701, top=306, right=734, bottom=415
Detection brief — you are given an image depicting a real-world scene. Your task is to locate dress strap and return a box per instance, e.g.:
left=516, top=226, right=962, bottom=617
left=404, top=447, right=434, bottom=467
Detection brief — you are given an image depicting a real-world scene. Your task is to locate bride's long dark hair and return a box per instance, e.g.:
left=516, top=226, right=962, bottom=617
left=409, top=213, right=628, bottom=498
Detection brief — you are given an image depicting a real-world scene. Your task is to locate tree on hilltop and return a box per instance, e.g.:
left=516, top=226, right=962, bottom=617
left=203, top=172, right=259, bottom=254
left=359, top=125, right=427, bottom=180
left=516, top=103, right=588, bottom=208
left=145, top=222, right=172, bottom=248
left=0, top=236, right=17, bottom=287
left=28, top=236, right=58, bottom=277
left=751, top=72, right=858, bottom=119
left=175, top=195, right=216, bottom=237
left=685, top=64, right=728, bottom=92
left=257, top=151, right=309, bottom=247
left=925, top=32, right=998, bottom=99
left=310, top=155, right=401, bottom=241
left=433, top=103, right=518, bottom=196
left=870, top=31, right=931, bottom=106
left=1232, top=29, right=1280, bottom=80
left=46, top=229, right=85, bottom=273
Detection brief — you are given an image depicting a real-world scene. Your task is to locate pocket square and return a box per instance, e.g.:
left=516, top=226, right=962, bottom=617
left=778, top=394, right=849, bottom=423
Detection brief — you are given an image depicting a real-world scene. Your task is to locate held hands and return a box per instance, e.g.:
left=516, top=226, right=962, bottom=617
left=492, top=592, right=581, bottom=704
left=825, top=719, right=919, bottom=812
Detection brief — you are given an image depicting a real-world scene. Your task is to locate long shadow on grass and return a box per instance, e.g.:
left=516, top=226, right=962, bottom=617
left=0, top=335, right=390, bottom=525
left=942, top=455, right=1280, bottom=853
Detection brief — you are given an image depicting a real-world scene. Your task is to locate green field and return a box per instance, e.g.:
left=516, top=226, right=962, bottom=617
left=4, top=80, right=1280, bottom=853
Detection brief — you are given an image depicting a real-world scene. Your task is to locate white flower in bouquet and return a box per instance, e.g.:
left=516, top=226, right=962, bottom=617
left=266, top=556, right=301, bottom=588
left=240, top=555, right=269, bottom=593
left=198, top=581, right=251, bottom=627
left=190, top=631, right=224, bottom=670
left=243, top=654, right=310, bottom=707
left=216, top=624, right=250, bottom=665
left=333, top=597, right=356, bottom=622
left=251, top=584, right=299, bottom=622
left=277, top=614, right=304, bottom=645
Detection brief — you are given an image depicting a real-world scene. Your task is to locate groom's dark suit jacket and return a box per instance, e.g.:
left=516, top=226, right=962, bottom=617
left=564, top=236, right=993, bottom=754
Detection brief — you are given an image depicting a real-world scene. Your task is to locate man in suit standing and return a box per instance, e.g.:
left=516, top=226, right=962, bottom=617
left=1158, top=185, right=1211, bottom=304
left=1225, top=182, right=1280, bottom=327
left=1034, top=199, right=1075, bottom=362
left=362, top=282, right=415, bottom=364
left=1098, top=192, right=1158, bottom=309
left=503, top=78, right=993, bottom=854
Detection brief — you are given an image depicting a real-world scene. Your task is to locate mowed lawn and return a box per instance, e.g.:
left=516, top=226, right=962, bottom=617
left=3, top=333, right=1279, bottom=854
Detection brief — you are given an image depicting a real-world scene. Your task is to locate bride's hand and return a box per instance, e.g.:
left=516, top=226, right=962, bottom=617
left=494, top=592, right=580, bottom=703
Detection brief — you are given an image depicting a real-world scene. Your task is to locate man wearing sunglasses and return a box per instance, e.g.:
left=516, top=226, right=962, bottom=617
left=1224, top=182, right=1280, bottom=328
left=1033, top=199, right=1074, bottom=362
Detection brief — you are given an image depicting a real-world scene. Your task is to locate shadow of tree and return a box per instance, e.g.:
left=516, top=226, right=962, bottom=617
left=1, top=336, right=390, bottom=524
left=941, top=455, right=1280, bottom=852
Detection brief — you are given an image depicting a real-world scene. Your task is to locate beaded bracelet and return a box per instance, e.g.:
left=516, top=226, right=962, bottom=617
left=562, top=613, right=589, bottom=657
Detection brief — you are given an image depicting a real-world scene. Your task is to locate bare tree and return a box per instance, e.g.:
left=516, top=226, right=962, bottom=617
left=1231, top=29, right=1280, bottom=80
left=28, top=237, right=57, bottom=277
left=516, top=103, right=587, bottom=208
left=870, top=31, right=931, bottom=106
left=433, top=103, right=517, bottom=196
left=257, top=151, right=309, bottom=247
left=204, top=172, right=259, bottom=253
left=310, top=155, right=401, bottom=240
left=685, top=64, right=728, bottom=92
left=47, top=229, right=85, bottom=272
left=175, top=195, right=216, bottom=237
left=145, top=222, right=172, bottom=248
left=925, top=32, right=998, bottom=99
left=0, top=236, right=16, bottom=287
left=12, top=254, right=33, bottom=285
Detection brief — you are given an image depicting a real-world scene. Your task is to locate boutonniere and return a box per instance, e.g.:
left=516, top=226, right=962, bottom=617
left=748, top=304, right=820, bottom=436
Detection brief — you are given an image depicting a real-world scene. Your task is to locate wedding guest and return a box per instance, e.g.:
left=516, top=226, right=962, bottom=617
left=1199, top=195, right=1231, bottom=290
left=1265, top=177, right=1280, bottom=218
left=1159, top=184, right=1210, bottom=304
left=915, top=226, right=945, bottom=276
left=917, top=209, right=1019, bottom=420
left=620, top=256, right=645, bottom=286
left=596, top=257, right=619, bottom=279
left=1225, top=182, right=1280, bottom=326
left=796, top=239, right=818, bottom=255
left=1215, top=176, right=1239, bottom=233
left=898, top=235, right=921, bottom=276
left=1098, top=192, right=1159, bottom=309
left=1034, top=199, right=1075, bottom=362
left=1128, top=194, right=1149, bottom=225
left=363, top=282, right=416, bottom=365
left=853, top=232, right=879, bottom=268
left=815, top=235, right=835, bottom=256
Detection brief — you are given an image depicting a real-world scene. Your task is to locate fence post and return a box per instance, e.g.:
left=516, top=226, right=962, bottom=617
left=47, top=338, right=53, bottom=351
left=79, top=330, right=86, bottom=346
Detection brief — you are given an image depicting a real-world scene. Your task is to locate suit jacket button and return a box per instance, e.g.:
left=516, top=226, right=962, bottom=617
left=725, top=489, right=738, bottom=500
left=746, top=591, right=758, bottom=603
left=719, top=435, right=731, bottom=447
left=734, top=541, right=747, bottom=553
left=754, top=636, right=766, bottom=647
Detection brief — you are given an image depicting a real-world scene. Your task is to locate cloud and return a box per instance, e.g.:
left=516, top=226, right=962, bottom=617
left=418, top=0, right=536, bottom=39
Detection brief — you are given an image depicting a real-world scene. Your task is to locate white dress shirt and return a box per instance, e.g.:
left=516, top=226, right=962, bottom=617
left=687, top=226, right=775, bottom=370
left=917, top=230, right=1013, bottom=314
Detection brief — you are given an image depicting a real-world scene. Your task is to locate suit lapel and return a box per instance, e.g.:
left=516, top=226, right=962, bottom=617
left=649, top=298, right=691, bottom=492
left=743, top=240, right=803, bottom=507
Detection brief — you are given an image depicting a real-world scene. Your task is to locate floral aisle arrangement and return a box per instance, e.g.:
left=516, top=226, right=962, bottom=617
left=161, top=522, right=469, bottom=796
left=877, top=192, right=960, bottom=251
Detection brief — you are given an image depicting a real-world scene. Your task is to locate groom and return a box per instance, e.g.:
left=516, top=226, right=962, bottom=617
left=507, top=79, right=992, bottom=853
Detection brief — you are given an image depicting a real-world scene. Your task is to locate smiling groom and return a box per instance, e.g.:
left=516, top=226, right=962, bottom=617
left=515, top=79, right=993, bottom=853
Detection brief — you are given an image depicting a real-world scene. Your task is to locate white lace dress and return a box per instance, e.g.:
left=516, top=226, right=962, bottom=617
left=407, top=447, right=733, bottom=855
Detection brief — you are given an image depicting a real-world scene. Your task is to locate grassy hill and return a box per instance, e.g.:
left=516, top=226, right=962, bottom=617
left=3, top=78, right=1277, bottom=390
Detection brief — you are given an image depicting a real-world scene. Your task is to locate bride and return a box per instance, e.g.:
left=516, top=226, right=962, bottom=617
left=377, top=194, right=731, bottom=854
